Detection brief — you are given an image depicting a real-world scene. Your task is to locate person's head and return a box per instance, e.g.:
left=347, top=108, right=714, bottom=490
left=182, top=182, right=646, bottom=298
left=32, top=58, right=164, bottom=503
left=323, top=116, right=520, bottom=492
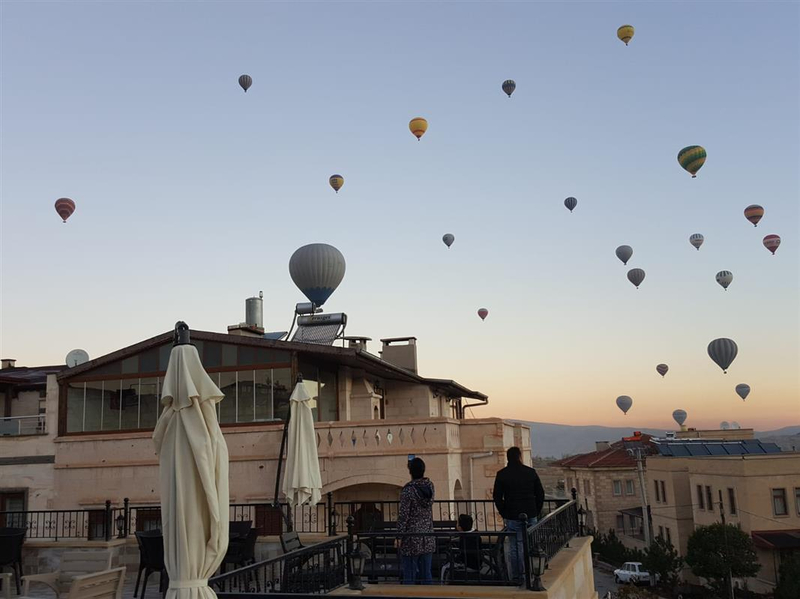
left=507, top=446, right=522, bottom=465
left=457, top=514, right=474, bottom=532
left=408, top=457, right=426, bottom=479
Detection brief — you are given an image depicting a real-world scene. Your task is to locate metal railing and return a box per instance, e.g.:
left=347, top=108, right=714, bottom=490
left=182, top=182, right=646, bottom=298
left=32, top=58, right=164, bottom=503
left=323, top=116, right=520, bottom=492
left=0, top=501, right=115, bottom=541
left=0, top=414, right=46, bottom=436
left=209, top=535, right=348, bottom=595
left=522, top=499, right=580, bottom=590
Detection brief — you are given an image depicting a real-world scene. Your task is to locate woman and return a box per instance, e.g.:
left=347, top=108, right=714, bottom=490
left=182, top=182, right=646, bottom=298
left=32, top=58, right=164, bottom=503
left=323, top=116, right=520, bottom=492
left=397, top=457, right=435, bottom=584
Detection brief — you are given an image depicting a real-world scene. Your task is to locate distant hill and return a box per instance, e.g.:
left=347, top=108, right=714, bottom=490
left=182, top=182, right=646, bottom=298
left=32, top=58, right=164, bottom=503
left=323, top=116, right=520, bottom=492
left=514, top=421, right=800, bottom=458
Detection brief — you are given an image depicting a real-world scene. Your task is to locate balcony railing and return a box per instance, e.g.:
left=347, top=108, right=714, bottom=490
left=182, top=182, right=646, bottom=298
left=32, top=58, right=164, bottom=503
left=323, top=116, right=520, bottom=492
left=523, top=500, right=580, bottom=590
left=0, top=414, right=46, bottom=436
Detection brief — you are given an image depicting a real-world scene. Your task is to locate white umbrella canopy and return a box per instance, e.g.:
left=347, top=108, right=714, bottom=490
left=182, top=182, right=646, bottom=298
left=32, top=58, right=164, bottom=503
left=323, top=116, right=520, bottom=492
left=281, top=378, right=323, bottom=507
left=153, top=335, right=230, bottom=599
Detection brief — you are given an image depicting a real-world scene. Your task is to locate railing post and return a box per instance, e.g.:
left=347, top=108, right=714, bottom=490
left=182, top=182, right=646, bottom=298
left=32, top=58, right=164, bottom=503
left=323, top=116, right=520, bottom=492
left=345, top=515, right=355, bottom=583
left=519, top=512, right=531, bottom=590
left=327, top=492, right=335, bottom=536
left=104, top=500, right=112, bottom=541
left=123, top=498, right=130, bottom=537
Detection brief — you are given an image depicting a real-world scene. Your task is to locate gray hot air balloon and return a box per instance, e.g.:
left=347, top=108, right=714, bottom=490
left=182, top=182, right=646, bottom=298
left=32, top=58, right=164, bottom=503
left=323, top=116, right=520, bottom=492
left=627, top=268, right=646, bottom=289
left=656, top=364, right=669, bottom=377
left=564, top=197, right=577, bottom=213
left=616, top=395, right=633, bottom=415
left=689, top=233, right=704, bottom=250
left=442, top=234, right=455, bottom=248
left=502, top=79, right=516, bottom=98
left=716, top=271, right=733, bottom=290
left=289, top=243, right=346, bottom=307
left=616, top=245, right=633, bottom=265
left=672, top=409, right=687, bottom=427
left=720, top=421, right=730, bottom=430
left=238, top=74, right=252, bottom=92
left=708, top=338, right=738, bottom=373
left=735, top=383, right=751, bottom=401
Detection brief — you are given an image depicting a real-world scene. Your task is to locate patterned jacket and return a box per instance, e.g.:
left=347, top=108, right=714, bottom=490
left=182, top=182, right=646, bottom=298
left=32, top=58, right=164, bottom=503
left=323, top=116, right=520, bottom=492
left=397, top=477, right=435, bottom=556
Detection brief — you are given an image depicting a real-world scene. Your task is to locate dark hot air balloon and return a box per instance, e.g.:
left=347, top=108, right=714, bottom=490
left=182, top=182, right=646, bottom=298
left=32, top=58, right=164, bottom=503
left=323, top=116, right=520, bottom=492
left=616, top=395, right=633, bottom=415
left=763, top=235, right=781, bottom=255
left=564, top=197, right=577, bottom=213
left=502, top=80, right=516, bottom=98
left=707, top=338, right=738, bottom=373
left=744, top=205, right=764, bottom=227
left=656, top=364, right=669, bottom=377
left=442, top=234, right=454, bottom=248
left=716, top=271, right=733, bottom=290
left=616, top=245, right=633, bottom=265
left=627, top=268, right=646, bottom=289
left=689, top=234, right=704, bottom=250
left=238, top=74, right=252, bottom=92
left=329, top=174, right=344, bottom=193
left=735, top=383, right=750, bottom=401
left=672, top=409, right=687, bottom=426
left=477, top=308, right=488, bottom=321
left=289, top=244, right=346, bottom=306
left=54, top=198, right=75, bottom=223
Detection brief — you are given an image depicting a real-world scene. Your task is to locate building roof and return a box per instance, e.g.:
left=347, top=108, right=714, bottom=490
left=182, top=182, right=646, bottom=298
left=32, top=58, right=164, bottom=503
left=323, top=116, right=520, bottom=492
left=56, top=329, right=487, bottom=400
left=0, top=365, right=67, bottom=389
left=653, top=438, right=782, bottom=457
left=752, top=530, right=800, bottom=550
left=554, top=434, right=655, bottom=469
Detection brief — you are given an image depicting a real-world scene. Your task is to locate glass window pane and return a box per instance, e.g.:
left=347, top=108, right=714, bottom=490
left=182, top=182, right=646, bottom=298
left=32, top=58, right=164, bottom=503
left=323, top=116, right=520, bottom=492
left=204, top=343, right=221, bottom=368
left=273, top=368, right=292, bottom=421
left=120, top=380, right=139, bottom=429
left=239, top=346, right=256, bottom=366
left=256, top=348, right=291, bottom=365
left=67, top=383, right=85, bottom=432
left=237, top=371, right=254, bottom=423
left=222, top=345, right=237, bottom=367
left=255, top=370, right=273, bottom=421
left=92, top=361, right=122, bottom=376
left=626, top=480, right=634, bottom=495
left=159, top=344, right=172, bottom=370
left=139, top=378, right=159, bottom=429
left=318, top=368, right=337, bottom=422
left=102, top=380, right=121, bottom=431
left=84, top=381, right=104, bottom=431
left=140, top=348, right=159, bottom=373
left=121, top=356, right=138, bottom=375
left=218, top=372, right=237, bottom=424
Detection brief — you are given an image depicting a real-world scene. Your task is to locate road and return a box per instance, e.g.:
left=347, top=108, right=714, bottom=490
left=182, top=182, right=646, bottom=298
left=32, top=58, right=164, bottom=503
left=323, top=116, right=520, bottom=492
left=594, top=566, right=620, bottom=597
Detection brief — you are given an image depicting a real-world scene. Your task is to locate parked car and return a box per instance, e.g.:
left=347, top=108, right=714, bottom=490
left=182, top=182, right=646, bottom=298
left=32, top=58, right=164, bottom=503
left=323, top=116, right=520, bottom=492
left=613, top=561, right=657, bottom=585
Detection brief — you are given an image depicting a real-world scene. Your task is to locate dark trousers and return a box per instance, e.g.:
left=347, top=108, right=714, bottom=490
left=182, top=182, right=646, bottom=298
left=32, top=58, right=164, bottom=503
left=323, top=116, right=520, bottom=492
left=401, top=553, right=433, bottom=584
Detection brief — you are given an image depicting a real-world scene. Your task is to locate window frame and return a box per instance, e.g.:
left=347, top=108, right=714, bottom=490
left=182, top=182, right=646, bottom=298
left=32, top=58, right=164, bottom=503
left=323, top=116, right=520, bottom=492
left=705, top=486, right=713, bottom=512
left=660, top=480, right=667, bottom=505
left=728, top=487, right=737, bottom=516
left=613, top=480, right=623, bottom=496
left=654, top=480, right=661, bottom=503
left=583, top=479, right=591, bottom=496
left=625, top=480, right=635, bottom=496
left=697, top=485, right=705, bottom=510
left=795, top=487, right=800, bottom=516
left=772, top=488, right=788, bottom=517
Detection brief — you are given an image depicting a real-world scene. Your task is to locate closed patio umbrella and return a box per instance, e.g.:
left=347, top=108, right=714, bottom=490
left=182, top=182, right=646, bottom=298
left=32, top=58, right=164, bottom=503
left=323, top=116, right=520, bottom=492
left=153, top=323, right=230, bottom=599
left=281, top=377, right=322, bottom=507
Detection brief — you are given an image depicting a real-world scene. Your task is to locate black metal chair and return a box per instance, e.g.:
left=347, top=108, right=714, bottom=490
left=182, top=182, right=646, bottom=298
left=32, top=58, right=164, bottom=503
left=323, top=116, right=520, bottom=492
left=223, top=528, right=258, bottom=571
left=0, top=528, right=25, bottom=595
left=134, top=530, right=168, bottom=598
left=229, top=520, right=252, bottom=540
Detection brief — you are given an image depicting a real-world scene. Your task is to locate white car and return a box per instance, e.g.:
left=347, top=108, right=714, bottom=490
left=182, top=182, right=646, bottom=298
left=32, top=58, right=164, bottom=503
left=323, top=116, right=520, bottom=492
left=613, top=561, right=656, bottom=585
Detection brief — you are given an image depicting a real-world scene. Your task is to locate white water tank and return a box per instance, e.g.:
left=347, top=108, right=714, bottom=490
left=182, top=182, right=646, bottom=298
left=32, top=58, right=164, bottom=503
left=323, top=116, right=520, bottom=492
left=245, top=292, right=264, bottom=329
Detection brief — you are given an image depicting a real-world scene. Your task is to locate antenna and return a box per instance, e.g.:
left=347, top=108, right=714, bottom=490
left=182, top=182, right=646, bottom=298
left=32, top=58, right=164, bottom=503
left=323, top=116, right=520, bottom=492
left=65, top=349, right=90, bottom=368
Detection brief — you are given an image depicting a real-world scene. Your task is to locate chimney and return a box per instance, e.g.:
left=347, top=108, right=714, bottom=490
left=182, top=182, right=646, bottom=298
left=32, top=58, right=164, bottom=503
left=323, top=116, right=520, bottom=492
left=595, top=441, right=611, bottom=452
left=345, top=336, right=371, bottom=352
left=1, top=359, right=16, bottom=369
left=379, top=337, right=418, bottom=374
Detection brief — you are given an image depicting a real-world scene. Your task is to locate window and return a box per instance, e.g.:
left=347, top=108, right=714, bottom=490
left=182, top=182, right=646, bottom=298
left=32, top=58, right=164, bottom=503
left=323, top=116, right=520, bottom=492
left=773, top=488, right=788, bottom=516
left=660, top=481, right=667, bottom=504
left=728, top=488, right=737, bottom=516
left=654, top=480, right=661, bottom=502
left=584, top=480, right=591, bottom=495
left=706, top=486, right=713, bottom=512
left=613, top=480, right=622, bottom=496
left=666, top=527, right=672, bottom=544
left=697, top=485, right=705, bottom=510
left=658, top=525, right=664, bottom=539
left=1, top=491, right=26, bottom=527
left=625, top=480, right=635, bottom=496
left=299, top=361, right=338, bottom=422
left=616, top=515, right=625, bottom=531
left=795, top=488, right=800, bottom=516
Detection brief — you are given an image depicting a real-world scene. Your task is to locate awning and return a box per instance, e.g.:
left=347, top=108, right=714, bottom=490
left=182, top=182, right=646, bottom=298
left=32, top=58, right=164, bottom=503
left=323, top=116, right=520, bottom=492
left=619, top=506, right=644, bottom=518
left=752, top=530, right=800, bottom=550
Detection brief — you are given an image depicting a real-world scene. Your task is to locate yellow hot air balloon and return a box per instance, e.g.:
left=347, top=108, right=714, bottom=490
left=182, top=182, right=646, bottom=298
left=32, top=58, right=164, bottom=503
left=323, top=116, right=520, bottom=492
left=329, top=174, right=344, bottom=193
left=409, top=117, right=428, bottom=141
left=617, top=24, right=635, bottom=46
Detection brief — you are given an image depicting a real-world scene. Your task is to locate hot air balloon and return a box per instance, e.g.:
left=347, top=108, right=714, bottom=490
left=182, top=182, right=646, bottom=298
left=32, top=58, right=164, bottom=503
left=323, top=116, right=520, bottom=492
left=616, top=245, right=633, bottom=265
left=238, top=74, right=252, bottom=92
left=689, top=234, right=704, bottom=250
left=656, top=364, right=669, bottom=377
left=502, top=80, right=516, bottom=98
left=409, top=117, right=428, bottom=141
left=716, top=271, right=733, bottom=290
left=616, top=395, right=633, bottom=415
left=677, top=145, right=706, bottom=178
left=617, top=25, right=635, bottom=45
left=288, top=243, right=346, bottom=307
left=442, top=234, right=455, bottom=248
left=477, top=308, right=488, bottom=321
left=329, top=174, right=344, bottom=193
left=672, top=409, right=687, bottom=427
left=763, top=234, right=781, bottom=255
left=735, top=383, right=751, bottom=401
left=744, top=205, right=764, bottom=227
left=564, top=197, right=577, bottom=213
left=708, top=338, right=738, bottom=373
left=54, top=198, right=75, bottom=223
left=627, top=268, right=646, bottom=289
left=720, top=421, right=730, bottom=430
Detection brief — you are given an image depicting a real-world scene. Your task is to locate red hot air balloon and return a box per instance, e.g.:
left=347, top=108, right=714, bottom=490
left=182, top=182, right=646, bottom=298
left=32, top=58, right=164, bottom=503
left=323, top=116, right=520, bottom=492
left=54, top=198, right=76, bottom=223
left=763, top=234, right=781, bottom=255
left=477, top=308, right=488, bottom=321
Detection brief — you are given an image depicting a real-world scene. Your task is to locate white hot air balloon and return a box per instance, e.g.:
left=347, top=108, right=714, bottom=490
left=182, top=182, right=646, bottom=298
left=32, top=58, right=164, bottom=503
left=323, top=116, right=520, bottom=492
left=288, top=243, right=346, bottom=307
left=716, top=271, right=733, bottom=290
left=442, top=234, right=455, bottom=248
left=672, top=409, right=688, bottom=427
left=735, top=384, right=751, bottom=401
left=616, top=245, right=633, bottom=265
left=616, top=395, right=633, bottom=415
left=689, top=233, right=704, bottom=250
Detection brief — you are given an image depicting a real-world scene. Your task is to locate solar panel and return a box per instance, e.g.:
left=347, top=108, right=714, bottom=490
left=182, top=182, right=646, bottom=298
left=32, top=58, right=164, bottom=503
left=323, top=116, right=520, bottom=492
left=657, top=445, right=674, bottom=456
left=670, top=445, right=691, bottom=456
left=292, top=323, right=342, bottom=345
left=706, top=444, right=727, bottom=455
left=762, top=443, right=782, bottom=453
left=724, top=444, right=745, bottom=455
left=687, top=444, right=710, bottom=456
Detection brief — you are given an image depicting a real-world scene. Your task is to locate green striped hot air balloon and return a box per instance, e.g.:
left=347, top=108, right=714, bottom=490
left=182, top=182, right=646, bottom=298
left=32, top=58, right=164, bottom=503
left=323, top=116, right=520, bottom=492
left=677, top=145, right=707, bottom=178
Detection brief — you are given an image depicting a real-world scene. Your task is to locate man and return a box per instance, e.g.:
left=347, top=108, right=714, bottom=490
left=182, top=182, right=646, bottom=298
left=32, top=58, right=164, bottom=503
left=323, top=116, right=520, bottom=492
left=397, top=457, right=435, bottom=584
left=492, top=446, right=545, bottom=584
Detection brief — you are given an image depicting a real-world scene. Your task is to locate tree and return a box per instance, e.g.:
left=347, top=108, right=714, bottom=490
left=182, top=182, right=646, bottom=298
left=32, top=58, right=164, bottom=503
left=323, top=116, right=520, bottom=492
left=775, top=552, right=800, bottom=599
left=642, top=536, right=683, bottom=588
left=616, top=586, right=660, bottom=599
left=685, top=523, right=760, bottom=596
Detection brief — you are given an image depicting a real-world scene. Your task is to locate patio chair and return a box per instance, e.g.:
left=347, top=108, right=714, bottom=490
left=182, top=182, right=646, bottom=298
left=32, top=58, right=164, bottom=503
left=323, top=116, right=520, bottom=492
left=229, top=520, right=252, bottom=540
left=21, top=567, right=126, bottom=599
left=21, top=550, right=113, bottom=598
left=0, top=529, right=26, bottom=595
left=440, top=533, right=488, bottom=583
left=222, top=528, right=258, bottom=572
left=134, top=531, right=167, bottom=598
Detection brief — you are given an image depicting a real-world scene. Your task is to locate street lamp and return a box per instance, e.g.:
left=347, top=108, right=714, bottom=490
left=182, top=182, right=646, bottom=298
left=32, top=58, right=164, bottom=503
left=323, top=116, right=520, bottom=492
left=577, top=506, right=587, bottom=536
left=531, top=546, right=547, bottom=591
left=348, top=546, right=365, bottom=590
left=115, top=514, right=125, bottom=539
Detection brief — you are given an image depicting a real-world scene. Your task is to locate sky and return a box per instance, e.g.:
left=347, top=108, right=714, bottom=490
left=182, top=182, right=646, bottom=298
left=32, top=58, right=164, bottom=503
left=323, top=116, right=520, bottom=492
left=1, top=1, right=798, bottom=431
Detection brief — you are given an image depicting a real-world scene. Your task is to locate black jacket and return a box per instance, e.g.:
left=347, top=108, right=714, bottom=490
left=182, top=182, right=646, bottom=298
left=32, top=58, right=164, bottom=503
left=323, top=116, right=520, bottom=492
left=492, top=461, right=545, bottom=521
